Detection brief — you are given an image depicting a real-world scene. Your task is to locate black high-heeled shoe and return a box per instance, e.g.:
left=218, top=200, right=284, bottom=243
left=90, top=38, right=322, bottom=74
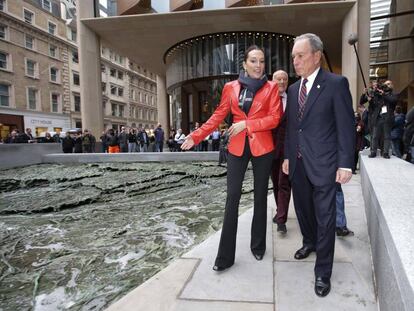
left=252, top=253, right=264, bottom=261
left=213, top=265, right=230, bottom=272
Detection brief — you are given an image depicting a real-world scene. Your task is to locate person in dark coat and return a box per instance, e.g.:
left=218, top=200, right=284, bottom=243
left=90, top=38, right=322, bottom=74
left=353, top=112, right=365, bottom=173
left=270, top=70, right=291, bottom=233
left=82, top=129, right=96, bottom=153
left=154, top=123, right=165, bottom=152
left=20, top=128, right=35, bottom=143
left=107, top=129, right=120, bottom=153
left=362, top=80, right=398, bottom=158
left=118, top=127, right=128, bottom=153
left=100, top=131, right=108, bottom=153
left=42, top=132, right=55, bottom=143
left=282, top=34, right=354, bottom=297
left=74, top=133, right=83, bottom=153
left=61, top=132, right=75, bottom=153
left=390, top=105, right=405, bottom=158
left=403, top=106, right=414, bottom=163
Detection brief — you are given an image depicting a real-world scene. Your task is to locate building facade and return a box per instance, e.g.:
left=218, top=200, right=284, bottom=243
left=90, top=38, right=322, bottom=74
left=82, top=0, right=412, bottom=136
left=0, top=0, right=157, bottom=141
left=0, top=0, right=72, bottom=138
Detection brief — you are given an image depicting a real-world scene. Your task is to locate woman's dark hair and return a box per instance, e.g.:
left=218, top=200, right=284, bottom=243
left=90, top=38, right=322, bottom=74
left=244, top=45, right=265, bottom=62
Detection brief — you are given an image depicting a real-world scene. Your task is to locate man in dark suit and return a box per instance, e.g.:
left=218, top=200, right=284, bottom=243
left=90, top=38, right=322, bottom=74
left=282, top=33, right=355, bottom=297
left=271, top=70, right=291, bottom=234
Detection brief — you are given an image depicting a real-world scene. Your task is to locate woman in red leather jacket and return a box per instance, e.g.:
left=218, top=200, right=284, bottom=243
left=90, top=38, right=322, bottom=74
left=182, top=45, right=282, bottom=271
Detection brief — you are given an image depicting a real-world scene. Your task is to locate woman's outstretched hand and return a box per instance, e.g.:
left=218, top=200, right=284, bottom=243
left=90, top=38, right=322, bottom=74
left=181, top=136, right=195, bottom=150
left=228, top=121, right=246, bottom=138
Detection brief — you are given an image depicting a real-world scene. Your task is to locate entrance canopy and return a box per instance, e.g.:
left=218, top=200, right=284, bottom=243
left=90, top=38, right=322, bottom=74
left=82, top=1, right=356, bottom=75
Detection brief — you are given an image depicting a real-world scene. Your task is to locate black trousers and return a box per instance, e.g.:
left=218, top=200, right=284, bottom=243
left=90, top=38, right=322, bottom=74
left=372, top=116, right=392, bottom=154
left=291, top=158, right=337, bottom=279
left=214, top=141, right=273, bottom=267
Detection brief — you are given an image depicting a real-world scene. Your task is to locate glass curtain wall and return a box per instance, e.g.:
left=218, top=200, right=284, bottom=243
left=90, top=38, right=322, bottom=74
left=166, top=31, right=295, bottom=131
left=370, top=0, right=414, bottom=111
left=165, top=31, right=295, bottom=91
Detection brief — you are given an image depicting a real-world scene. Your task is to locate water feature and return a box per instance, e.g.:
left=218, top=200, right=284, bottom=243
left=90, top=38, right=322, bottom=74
left=0, top=162, right=256, bottom=310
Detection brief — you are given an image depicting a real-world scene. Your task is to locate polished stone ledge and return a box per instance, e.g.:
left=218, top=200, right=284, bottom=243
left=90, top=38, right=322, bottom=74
left=360, top=154, right=414, bottom=311
left=0, top=143, right=61, bottom=169
left=42, top=152, right=219, bottom=164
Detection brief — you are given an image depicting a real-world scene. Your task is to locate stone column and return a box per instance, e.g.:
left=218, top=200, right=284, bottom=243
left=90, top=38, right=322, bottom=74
left=77, top=0, right=103, bottom=137
left=156, top=75, right=169, bottom=139
left=341, top=3, right=358, bottom=109
left=357, top=0, right=370, bottom=99
left=342, top=0, right=370, bottom=109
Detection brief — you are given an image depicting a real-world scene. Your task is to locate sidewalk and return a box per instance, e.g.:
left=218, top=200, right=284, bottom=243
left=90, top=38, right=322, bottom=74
left=106, top=174, right=378, bottom=311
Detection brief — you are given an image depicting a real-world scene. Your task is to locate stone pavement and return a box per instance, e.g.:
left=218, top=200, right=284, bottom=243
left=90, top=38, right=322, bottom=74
left=105, top=174, right=378, bottom=311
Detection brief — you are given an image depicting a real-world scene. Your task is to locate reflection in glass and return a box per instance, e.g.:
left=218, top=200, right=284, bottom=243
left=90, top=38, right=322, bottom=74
left=165, top=31, right=295, bottom=91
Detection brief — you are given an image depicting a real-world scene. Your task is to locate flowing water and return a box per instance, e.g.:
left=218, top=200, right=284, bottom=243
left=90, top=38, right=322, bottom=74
left=0, top=162, right=256, bottom=310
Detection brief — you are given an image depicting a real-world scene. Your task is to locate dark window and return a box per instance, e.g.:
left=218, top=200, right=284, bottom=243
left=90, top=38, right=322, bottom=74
left=48, top=22, right=56, bottom=35
left=72, top=50, right=78, bottom=63
left=50, top=67, right=58, bottom=82
left=74, top=94, right=80, bottom=112
left=0, top=83, right=9, bottom=106
left=0, top=24, right=6, bottom=39
left=73, top=72, right=80, bottom=85
left=0, top=52, right=7, bottom=69
left=51, top=93, right=59, bottom=112
left=24, top=9, right=34, bottom=24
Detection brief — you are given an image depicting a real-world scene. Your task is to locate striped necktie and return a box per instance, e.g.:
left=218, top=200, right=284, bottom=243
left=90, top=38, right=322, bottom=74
left=298, top=78, right=308, bottom=121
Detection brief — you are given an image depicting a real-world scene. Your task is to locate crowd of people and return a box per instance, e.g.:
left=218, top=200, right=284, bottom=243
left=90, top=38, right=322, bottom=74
left=1, top=31, right=412, bottom=299
left=357, top=80, right=414, bottom=164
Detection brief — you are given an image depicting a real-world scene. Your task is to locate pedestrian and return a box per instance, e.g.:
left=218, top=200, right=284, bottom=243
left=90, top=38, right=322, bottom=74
left=154, top=123, right=165, bottom=152
left=100, top=131, right=108, bottom=153
left=107, top=129, right=120, bottom=153
left=61, top=132, right=74, bottom=153
left=118, top=126, right=128, bottom=153
left=282, top=33, right=355, bottom=297
left=82, top=129, right=96, bottom=153
left=181, top=45, right=282, bottom=271
left=391, top=105, right=405, bottom=158
left=270, top=70, right=291, bottom=233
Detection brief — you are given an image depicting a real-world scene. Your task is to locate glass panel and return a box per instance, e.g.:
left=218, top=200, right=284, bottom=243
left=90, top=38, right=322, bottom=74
left=24, top=10, right=33, bottom=23
left=28, top=89, right=36, bottom=109
left=25, top=35, right=34, bottom=49
left=52, top=94, right=59, bottom=112
left=0, top=84, right=9, bottom=106
left=0, top=25, right=5, bottom=39
left=27, top=60, right=35, bottom=76
left=0, top=52, right=6, bottom=68
left=48, top=22, right=56, bottom=34
left=50, top=68, right=57, bottom=81
left=165, top=31, right=295, bottom=90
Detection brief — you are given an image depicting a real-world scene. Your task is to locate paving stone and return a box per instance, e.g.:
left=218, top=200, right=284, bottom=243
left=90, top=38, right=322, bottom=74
left=274, top=261, right=377, bottom=311
left=180, top=208, right=274, bottom=303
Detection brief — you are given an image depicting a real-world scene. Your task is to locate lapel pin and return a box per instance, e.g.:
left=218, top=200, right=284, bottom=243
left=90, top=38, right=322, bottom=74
left=317, top=84, right=320, bottom=89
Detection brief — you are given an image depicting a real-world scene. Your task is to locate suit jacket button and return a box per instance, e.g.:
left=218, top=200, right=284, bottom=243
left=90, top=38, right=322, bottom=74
left=299, top=129, right=303, bottom=132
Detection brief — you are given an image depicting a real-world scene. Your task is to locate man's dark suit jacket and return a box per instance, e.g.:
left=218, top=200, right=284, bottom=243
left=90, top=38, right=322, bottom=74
left=284, top=68, right=355, bottom=187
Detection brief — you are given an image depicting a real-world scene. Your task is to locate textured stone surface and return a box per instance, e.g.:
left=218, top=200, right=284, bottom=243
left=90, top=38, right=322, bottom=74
left=180, top=208, right=274, bottom=303
left=0, top=162, right=254, bottom=311
left=102, top=173, right=378, bottom=311
left=360, top=154, right=414, bottom=311
left=274, top=262, right=377, bottom=311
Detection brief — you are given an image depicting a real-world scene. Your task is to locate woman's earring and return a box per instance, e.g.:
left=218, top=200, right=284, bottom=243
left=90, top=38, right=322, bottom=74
left=244, top=70, right=248, bottom=77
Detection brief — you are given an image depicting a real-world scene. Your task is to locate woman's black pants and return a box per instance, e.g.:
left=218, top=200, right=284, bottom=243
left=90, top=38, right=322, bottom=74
left=214, top=141, right=273, bottom=268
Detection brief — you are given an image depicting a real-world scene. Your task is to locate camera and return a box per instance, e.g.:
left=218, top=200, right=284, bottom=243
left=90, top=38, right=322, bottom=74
left=377, top=83, right=391, bottom=94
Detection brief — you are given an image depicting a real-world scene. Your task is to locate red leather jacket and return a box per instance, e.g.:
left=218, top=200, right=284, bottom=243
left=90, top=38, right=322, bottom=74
left=190, top=80, right=282, bottom=157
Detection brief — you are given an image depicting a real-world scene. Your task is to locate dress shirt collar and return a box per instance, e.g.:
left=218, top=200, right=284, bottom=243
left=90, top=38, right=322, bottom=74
left=301, top=67, right=320, bottom=95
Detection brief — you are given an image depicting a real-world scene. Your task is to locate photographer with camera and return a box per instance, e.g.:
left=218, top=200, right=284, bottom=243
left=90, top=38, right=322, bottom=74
left=360, top=80, right=398, bottom=159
